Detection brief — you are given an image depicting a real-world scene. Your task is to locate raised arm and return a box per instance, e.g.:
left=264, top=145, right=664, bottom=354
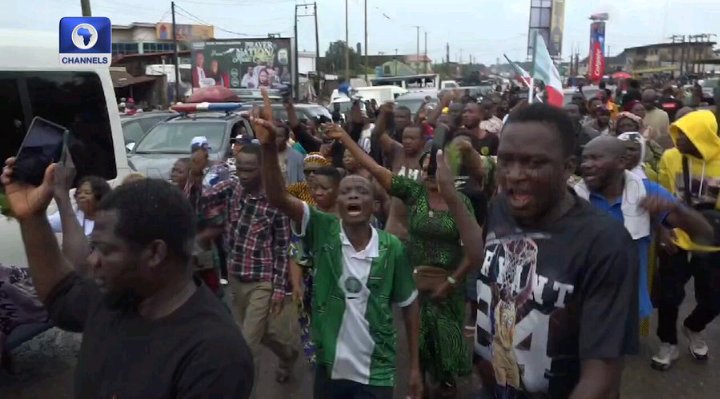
left=53, top=159, right=92, bottom=275
left=2, top=159, right=73, bottom=303
left=254, top=89, right=306, bottom=224
left=326, top=124, right=393, bottom=191
left=450, top=135, right=487, bottom=185
left=371, top=103, right=403, bottom=156
left=435, top=149, right=485, bottom=267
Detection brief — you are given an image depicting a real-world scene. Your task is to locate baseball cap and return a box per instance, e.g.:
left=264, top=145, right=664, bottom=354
left=190, top=136, right=212, bottom=152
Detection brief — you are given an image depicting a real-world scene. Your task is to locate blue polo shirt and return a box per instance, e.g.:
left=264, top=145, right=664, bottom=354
left=587, top=179, right=676, bottom=319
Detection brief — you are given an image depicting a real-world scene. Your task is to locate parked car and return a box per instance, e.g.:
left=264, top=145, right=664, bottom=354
left=0, top=28, right=131, bottom=267
left=127, top=110, right=253, bottom=179
left=120, top=111, right=175, bottom=149
left=270, top=103, right=333, bottom=122
left=394, top=91, right=439, bottom=114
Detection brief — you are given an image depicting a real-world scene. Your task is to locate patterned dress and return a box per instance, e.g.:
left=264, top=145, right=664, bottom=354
left=389, top=175, right=473, bottom=384
left=287, top=181, right=318, bottom=365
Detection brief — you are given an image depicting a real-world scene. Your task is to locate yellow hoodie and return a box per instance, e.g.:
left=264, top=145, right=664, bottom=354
left=658, top=110, right=720, bottom=251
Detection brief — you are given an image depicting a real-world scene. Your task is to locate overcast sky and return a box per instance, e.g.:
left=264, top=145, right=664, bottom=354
left=4, top=0, right=720, bottom=64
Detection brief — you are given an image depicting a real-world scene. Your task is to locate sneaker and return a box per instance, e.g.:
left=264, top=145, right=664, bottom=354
left=683, top=326, right=709, bottom=360
left=651, top=343, right=679, bottom=371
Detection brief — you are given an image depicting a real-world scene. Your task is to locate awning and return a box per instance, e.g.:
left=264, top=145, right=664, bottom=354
left=110, top=70, right=157, bottom=88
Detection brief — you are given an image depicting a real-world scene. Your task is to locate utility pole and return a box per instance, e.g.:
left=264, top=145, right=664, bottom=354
left=81, top=0, right=91, bottom=16
left=364, top=0, right=368, bottom=83
left=424, top=31, right=428, bottom=73
left=294, top=5, right=299, bottom=97
left=171, top=1, right=180, bottom=102
left=394, top=48, right=398, bottom=76
left=413, top=26, right=421, bottom=73
left=345, top=0, right=350, bottom=80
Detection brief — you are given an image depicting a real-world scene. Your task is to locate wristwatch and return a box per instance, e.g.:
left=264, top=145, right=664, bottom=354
left=447, top=276, right=457, bottom=286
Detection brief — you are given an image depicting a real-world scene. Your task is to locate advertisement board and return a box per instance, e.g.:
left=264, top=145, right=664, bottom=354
left=588, top=21, right=606, bottom=82
left=156, top=23, right=214, bottom=41
left=191, top=38, right=293, bottom=92
left=527, top=0, right=554, bottom=57
left=550, top=0, right=565, bottom=57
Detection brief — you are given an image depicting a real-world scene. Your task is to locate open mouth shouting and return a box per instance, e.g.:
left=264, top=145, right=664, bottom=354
left=506, top=188, right=533, bottom=210
left=346, top=204, right=363, bottom=217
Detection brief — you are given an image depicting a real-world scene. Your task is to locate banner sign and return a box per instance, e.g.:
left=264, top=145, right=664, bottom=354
left=191, top=39, right=293, bottom=91
left=156, top=23, right=214, bottom=41
left=588, top=21, right=606, bottom=82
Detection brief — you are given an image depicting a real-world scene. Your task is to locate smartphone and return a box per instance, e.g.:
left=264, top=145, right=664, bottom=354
left=14, top=117, right=69, bottom=186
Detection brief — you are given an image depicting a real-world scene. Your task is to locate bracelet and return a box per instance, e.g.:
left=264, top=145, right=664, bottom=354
left=447, top=276, right=457, bottom=286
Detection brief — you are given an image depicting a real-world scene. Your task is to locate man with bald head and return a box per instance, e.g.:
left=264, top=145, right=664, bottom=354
left=642, top=89, right=671, bottom=147
left=575, top=136, right=713, bottom=352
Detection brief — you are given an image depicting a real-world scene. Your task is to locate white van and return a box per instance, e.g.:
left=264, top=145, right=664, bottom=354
left=0, top=29, right=130, bottom=266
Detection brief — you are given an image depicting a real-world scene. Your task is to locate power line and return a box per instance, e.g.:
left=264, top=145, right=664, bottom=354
left=176, top=0, right=295, bottom=6
left=173, top=5, right=264, bottom=37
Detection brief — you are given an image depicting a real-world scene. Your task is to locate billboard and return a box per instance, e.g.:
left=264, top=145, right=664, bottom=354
left=156, top=23, right=214, bottom=41
left=550, top=0, right=565, bottom=57
left=588, top=21, right=606, bottom=82
left=191, top=39, right=293, bottom=91
left=527, top=0, right=553, bottom=57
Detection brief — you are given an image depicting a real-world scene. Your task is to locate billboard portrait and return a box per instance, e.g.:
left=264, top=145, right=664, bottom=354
left=588, top=21, right=606, bottom=82
left=191, top=39, right=293, bottom=90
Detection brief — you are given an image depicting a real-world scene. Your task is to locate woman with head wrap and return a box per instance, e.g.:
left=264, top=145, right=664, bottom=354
left=286, top=153, right=340, bottom=368
left=617, top=131, right=662, bottom=339
left=617, top=132, right=658, bottom=182
left=616, top=111, right=664, bottom=172
left=623, top=100, right=660, bottom=141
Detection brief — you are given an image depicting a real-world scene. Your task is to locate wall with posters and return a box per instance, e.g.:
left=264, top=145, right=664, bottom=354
left=190, top=39, right=293, bottom=91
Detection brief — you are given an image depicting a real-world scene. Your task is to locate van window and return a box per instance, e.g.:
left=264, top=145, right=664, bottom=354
left=0, top=71, right=117, bottom=183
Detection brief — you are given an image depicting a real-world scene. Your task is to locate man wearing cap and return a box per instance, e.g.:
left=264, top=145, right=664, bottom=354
left=186, top=136, right=231, bottom=295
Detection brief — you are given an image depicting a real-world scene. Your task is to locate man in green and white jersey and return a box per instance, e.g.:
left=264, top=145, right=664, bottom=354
left=250, top=97, right=422, bottom=399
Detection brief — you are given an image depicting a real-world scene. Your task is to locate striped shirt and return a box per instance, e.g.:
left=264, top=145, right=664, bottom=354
left=202, top=179, right=290, bottom=301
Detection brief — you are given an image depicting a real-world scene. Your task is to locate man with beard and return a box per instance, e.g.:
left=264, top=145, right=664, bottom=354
left=576, top=136, right=712, bottom=356
left=434, top=103, right=639, bottom=398
left=0, top=163, right=253, bottom=399
left=564, top=103, right=599, bottom=175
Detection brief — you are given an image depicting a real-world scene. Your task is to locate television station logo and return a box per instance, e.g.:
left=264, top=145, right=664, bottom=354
left=59, top=17, right=112, bottom=66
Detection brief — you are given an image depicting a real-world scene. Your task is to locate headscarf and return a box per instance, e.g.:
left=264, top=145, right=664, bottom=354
left=617, top=131, right=647, bottom=179
left=304, top=152, right=331, bottom=167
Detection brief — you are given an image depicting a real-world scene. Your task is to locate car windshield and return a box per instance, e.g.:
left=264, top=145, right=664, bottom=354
left=396, top=98, right=434, bottom=114
left=134, top=121, right=226, bottom=154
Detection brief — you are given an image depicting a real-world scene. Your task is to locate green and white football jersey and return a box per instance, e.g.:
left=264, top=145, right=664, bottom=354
left=294, top=203, right=417, bottom=386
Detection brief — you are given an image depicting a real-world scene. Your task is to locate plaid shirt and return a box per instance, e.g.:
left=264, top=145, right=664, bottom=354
left=202, top=178, right=290, bottom=301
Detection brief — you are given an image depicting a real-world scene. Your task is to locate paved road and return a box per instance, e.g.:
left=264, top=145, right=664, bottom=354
left=2, top=285, right=719, bottom=399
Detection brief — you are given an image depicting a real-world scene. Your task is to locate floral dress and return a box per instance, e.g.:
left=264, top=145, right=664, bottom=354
left=390, top=175, right=474, bottom=385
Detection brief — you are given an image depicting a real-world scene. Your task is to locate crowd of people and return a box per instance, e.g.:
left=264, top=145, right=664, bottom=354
left=2, top=78, right=720, bottom=399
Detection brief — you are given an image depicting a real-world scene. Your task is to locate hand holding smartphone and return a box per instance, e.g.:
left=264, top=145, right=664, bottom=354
left=13, top=117, right=70, bottom=186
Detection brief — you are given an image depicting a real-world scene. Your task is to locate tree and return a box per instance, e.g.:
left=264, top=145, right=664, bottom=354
left=322, top=40, right=361, bottom=76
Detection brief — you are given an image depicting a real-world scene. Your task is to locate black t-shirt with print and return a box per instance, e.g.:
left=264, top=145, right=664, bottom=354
left=476, top=133, right=500, bottom=156
left=474, top=193, right=638, bottom=398
left=46, top=273, right=253, bottom=399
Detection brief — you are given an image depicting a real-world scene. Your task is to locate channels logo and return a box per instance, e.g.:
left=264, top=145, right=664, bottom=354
left=59, top=17, right=112, bottom=66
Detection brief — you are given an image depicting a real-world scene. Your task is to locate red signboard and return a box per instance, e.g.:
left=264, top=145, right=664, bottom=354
left=588, top=21, right=606, bottom=82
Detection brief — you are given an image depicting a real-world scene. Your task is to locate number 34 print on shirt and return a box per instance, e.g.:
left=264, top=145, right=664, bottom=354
left=473, top=197, right=639, bottom=398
